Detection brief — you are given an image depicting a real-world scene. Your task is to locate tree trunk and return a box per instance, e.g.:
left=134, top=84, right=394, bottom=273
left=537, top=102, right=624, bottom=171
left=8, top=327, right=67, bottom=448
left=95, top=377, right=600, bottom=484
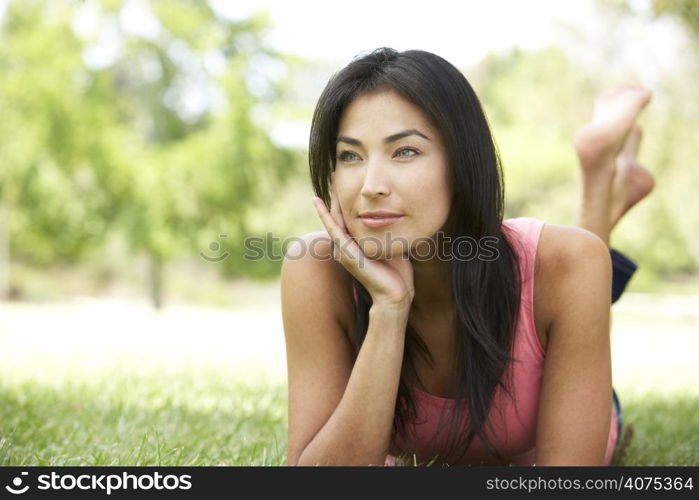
left=0, top=204, right=9, bottom=301
left=149, top=252, right=164, bottom=309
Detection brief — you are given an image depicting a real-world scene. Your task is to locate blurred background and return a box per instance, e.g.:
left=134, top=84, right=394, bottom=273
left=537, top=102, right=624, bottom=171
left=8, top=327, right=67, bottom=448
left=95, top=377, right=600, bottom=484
left=0, top=0, right=697, bottom=465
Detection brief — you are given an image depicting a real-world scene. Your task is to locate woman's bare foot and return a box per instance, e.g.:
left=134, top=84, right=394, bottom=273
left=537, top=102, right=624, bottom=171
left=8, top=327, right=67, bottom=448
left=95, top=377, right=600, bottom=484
left=610, top=126, right=655, bottom=230
left=574, top=86, right=652, bottom=167
left=573, top=86, right=652, bottom=244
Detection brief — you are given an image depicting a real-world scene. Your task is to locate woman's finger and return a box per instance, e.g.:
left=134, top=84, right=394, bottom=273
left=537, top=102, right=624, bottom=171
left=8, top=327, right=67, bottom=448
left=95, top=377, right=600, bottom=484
left=312, top=196, right=340, bottom=238
left=329, top=173, right=348, bottom=233
left=312, top=196, right=360, bottom=265
left=312, top=195, right=412, bottom=305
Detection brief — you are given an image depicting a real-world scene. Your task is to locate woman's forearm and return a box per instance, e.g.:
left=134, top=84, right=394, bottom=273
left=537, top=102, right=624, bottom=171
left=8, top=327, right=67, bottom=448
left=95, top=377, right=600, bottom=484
left=295, top=305, right=409, bottom=466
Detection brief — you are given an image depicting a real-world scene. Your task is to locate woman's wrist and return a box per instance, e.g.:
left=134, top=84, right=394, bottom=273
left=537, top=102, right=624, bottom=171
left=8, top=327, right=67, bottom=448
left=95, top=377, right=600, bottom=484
left=368, top=304, right=410, bottom=342
left=369, top=300, right=411, bottom=320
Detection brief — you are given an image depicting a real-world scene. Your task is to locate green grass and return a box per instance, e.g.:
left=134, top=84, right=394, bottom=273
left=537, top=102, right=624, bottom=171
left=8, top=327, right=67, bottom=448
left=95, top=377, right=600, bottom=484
left=0, top=372, right=287, bottom=466
left=610, top=392, right=699, bottom=465
left=2, top=375, right=696, bottom=466
left=0, top=292, right=697, bottom=466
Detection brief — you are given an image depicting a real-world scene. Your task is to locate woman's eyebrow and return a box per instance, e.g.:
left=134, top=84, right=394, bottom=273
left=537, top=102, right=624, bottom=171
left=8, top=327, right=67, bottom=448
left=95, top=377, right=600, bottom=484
left=336, top=128, right=431, bottom=146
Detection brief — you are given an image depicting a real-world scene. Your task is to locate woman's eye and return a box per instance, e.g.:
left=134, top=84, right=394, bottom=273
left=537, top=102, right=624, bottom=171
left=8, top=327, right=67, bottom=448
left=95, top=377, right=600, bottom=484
left=337, top=151, right=358, bottom=162
left=395, top=147, right=418, bottom=158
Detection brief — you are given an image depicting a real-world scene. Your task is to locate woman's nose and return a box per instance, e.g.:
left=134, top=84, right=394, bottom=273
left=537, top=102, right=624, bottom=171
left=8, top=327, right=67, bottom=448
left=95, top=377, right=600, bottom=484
left=359, top=161, right=391, bottom=198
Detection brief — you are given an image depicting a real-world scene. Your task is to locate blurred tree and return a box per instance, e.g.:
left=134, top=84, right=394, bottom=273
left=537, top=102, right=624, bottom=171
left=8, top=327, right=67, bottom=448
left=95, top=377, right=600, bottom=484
left=0, top=0, right=296, bottom=306
left=106, top=0, right=296, bottom=307
left=603, top=0, right=699, bottom=38
left=650, top=0, right=699, bottom=38
left=471, top=44, right=697, bottom=281
left=597, top=0, right=699, bottom=280
left=0, top=0, right=125, bottom=299
left=471, top=47, right=596, bottom=220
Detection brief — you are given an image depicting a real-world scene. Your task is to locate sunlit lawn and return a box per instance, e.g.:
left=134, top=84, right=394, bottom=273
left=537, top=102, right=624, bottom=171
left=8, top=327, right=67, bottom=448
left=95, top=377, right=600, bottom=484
left=0, top=294, right=288, bottom=466
left=0, top=375, right=286, bottom=466
left=0, top=285, right=697, bottom=466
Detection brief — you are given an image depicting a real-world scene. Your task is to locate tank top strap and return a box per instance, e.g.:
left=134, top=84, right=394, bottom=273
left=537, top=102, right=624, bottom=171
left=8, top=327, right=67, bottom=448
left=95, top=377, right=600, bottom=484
left=502, top=217, right=546, bottom=358
left=502, top=217, right=545, bottom=282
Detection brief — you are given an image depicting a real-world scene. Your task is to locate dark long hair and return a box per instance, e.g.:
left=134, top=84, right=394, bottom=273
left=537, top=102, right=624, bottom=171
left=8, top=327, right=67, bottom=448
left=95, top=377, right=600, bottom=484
left=308, top=47, right=522, bottom=463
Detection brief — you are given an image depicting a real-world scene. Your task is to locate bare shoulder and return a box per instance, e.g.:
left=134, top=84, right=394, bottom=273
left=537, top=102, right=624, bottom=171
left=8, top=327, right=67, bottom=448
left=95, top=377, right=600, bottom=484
left=536, top=223, right=610, bottom=273
left=281, top=230, right=355, bottom=335
left=534, top=224, right=612, bottom=348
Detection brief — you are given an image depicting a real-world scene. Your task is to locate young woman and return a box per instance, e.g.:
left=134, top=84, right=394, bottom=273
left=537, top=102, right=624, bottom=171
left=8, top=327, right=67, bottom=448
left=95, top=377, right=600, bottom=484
left=281, top=48, right=653, bottom=466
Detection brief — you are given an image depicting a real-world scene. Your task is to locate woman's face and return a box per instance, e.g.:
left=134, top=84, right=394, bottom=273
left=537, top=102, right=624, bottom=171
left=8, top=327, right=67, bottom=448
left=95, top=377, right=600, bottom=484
left=334, top=90, right=453, bottom=259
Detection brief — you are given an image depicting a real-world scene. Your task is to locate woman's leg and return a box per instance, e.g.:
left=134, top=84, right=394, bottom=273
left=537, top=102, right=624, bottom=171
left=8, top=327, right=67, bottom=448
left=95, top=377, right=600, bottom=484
left=572, top=85, right=655, bottom=462
left=573, top=86, right=654, bottom=246
left=572, top=86, right=654, bottom=303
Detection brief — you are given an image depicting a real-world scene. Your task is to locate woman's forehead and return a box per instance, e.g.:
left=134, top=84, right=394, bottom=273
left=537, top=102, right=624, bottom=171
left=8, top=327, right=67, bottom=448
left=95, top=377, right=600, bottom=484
left=338, top=91, right=435, bottom=139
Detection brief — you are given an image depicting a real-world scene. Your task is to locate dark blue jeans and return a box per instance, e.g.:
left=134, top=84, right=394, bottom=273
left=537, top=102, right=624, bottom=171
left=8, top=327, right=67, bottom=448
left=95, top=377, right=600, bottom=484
left=610, top=248, right=638, bottom=454
left=611, top=249, right=638, bottom=305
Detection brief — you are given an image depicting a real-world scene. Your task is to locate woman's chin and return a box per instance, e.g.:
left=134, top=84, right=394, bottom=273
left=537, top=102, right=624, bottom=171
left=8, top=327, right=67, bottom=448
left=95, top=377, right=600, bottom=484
left=358, top=241, right=408, bottom=260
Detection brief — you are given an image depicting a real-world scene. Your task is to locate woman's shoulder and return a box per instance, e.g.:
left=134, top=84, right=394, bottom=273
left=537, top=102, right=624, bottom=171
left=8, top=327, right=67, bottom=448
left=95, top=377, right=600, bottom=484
left=533, top=223, right=611, bottom=343
left=283, top=230, right=333, bottom=261
left=536, top=223, right=609, bottom=273
left=502, top=217, right=607, bottom=268
left=281, top=230, right=355, bottom=334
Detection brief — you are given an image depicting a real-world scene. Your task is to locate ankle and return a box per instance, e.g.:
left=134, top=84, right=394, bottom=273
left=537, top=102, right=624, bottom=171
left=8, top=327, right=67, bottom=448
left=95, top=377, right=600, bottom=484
left=577, top=202, right=612, bottom=245
left=574, top=127, right=623, bottom=168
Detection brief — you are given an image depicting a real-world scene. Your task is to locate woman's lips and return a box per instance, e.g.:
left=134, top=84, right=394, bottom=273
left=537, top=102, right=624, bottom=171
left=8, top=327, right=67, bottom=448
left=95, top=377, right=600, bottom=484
left=359, top=215, right=404, bottom=228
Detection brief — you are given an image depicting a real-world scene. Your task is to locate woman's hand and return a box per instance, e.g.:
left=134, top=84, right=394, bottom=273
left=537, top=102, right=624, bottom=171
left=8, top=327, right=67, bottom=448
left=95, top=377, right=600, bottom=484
left=312, top=174, right=414, bottom=310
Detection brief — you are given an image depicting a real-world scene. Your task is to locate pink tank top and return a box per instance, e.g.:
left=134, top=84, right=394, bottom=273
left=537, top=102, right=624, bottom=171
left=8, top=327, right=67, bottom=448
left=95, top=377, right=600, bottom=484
left=376, top=217, right=618, bottom=465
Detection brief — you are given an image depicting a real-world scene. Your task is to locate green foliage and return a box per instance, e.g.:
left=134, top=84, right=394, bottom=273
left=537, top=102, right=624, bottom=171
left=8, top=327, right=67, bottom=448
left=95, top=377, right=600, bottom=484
left=602, top=0, right=699, bottom=38
left=0, top=0, right=298, bottom=301
left=1, top=0, right=696, bottom=300
left=0, top=1, right=117, bottom=263
left=471, top=46, right=698, bottom=281
left=652, top=0, right=699, bottom=38
left=472, top=48, right=596, bottom=222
